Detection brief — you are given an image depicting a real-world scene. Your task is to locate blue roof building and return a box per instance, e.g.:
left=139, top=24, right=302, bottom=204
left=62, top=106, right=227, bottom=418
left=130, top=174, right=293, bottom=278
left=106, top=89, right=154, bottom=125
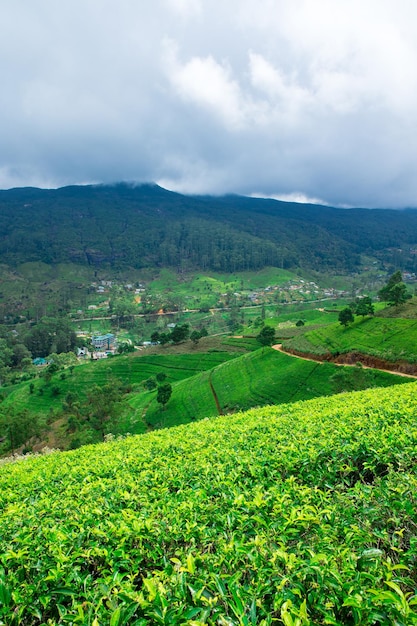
left=91, top=333, right=116, bottom=350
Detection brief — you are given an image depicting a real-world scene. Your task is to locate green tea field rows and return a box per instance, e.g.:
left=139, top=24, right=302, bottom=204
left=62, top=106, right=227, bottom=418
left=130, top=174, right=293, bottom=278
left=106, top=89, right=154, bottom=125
left=284, top=316, right=417, bottom=362
left=2, top=383, right=417, bottom=624
left=1, top=352, right=238, bottom=417
left=129, top=348, right=408, bottom=428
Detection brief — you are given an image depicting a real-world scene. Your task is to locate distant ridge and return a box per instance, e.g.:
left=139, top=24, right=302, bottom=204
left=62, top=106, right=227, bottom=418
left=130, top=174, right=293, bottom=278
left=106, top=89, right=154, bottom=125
left=1, top=182, right=417, bottom=272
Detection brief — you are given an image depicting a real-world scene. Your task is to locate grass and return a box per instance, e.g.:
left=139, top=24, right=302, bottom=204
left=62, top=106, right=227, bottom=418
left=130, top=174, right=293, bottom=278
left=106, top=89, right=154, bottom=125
left=2, top=382, right=417, bottom=623
left=128, top=348, right=408, bottom=429
left=1, top=336, right=409, bottom=451
left=1, top=350, right=240, bottom=418
left=284, top=315, right=417, bottom=362
left=377, top=296, right=417, bottom=318
left=148, top=267, right=296, bottom=294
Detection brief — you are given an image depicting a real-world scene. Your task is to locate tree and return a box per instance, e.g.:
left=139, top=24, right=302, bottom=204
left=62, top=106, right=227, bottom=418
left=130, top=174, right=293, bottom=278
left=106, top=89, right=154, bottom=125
left=378, top=271, right=411, bottom=306
left=257, top=325, right=276, bottom=346
left=110, top=296, right=137, bottom=328
left=0, top=407, right=40, bottom=454
left=159, top=333, right=171, bottom=345
left=10, top=343, right=32, bottom=368
left=355, top=297, right=374, bottom=317
left=85, top=380, right=123, bottom=440
left=117, top=342, right=135, bottom=354
left=144, top=377, right=157, bottom=390
left=170, top=324, right=190, bottom=344
left=24, top=317, right=77, bottom=357
left=190, top=330, right=201, bottom=345
left=157, top=383, right=172, bottom=409
left=338, top=307, right=354, bottom=327
left=43, top=361, right=60, bottom=383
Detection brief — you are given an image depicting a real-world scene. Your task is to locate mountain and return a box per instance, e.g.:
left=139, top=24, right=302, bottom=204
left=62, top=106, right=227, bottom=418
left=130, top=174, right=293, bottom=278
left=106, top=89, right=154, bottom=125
left=1, top=182, right=417, bottom=272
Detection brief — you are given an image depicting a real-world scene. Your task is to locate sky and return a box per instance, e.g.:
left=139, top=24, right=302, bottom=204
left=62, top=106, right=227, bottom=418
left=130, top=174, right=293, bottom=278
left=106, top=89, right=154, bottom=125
left=1, top=0, right=417, bottom=207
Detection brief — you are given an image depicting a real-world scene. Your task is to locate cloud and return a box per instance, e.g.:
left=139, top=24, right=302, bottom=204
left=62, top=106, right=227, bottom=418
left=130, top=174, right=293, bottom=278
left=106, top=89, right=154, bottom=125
left=166, top=43, right=247, bottom=129
left=164, top=0, right=202, bottom=18
left=251, top=191, right=332, bottom=206
left=1, top=0, right=417, bottom=207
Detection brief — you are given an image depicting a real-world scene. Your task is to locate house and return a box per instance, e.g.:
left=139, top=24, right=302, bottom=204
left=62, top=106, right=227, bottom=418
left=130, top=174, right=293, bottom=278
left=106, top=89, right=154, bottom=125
left=92, top=351, right=108, bottom=360
left=91, top=333, right=116, bottom=350
left=33, top=357, right=49, bottom=366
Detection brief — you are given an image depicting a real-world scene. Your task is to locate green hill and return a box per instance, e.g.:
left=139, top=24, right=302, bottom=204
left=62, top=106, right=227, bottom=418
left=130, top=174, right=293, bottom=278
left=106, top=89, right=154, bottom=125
left=128, top=348, right=406, bottom=430
left=283, top=316, right=417, bottom=366
left=1, top=382, right=417, bottom=624
left=1, top=345, right=407, bottom=454
left=1, top=351, right=239, bottom=415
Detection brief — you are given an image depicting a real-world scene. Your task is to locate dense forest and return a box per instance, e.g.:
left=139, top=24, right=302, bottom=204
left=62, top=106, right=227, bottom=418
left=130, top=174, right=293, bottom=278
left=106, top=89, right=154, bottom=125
left=2, top=182, right=417, bottom=273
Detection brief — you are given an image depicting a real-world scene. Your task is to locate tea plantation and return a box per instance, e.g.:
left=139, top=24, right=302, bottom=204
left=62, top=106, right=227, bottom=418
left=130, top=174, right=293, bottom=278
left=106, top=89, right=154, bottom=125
left=283, top=316, right=417, bottom=363
left=1, top=382, right=417, bottom=624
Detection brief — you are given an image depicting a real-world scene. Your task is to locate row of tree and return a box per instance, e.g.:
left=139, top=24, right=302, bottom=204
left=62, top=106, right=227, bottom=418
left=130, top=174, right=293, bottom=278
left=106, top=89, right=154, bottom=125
left=339, top=271, right=411, bottom=327
left=150, top=324, right=208, bottom=346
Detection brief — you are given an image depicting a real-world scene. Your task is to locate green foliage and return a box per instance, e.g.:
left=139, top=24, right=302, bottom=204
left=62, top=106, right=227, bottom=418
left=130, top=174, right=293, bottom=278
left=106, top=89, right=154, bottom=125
left=378, top=271, right=411, bottom=306
left=131, top=348, right=407, bottom=427
left=0, top=184, right=363, bottom=274
left=257, top=325, right=276, bottom=346
left=1, top=351, right=239, bottom=431
left=144, top=377, right=157, bottom=390
left=2, top=383, right=417, bottom=623
left=4, top=183, right=417, bottom=280
left=24, top=316, right=77, bottom=358
left=0, top=407, right=42, bottom=454
left=354, top=296, right=375, bottom=317
left=170, top=323, right=190, bottom=344
left=190, top=329, right=201, bottom=345
left=156, top=382, right=172, bottom=408
left=85, top=379, right=124, bottom=440
left=285, top=316, right=417, bottom=363
left=338, top=307, right=354, bottom=327
left=117, top=342, right=135, bottom=354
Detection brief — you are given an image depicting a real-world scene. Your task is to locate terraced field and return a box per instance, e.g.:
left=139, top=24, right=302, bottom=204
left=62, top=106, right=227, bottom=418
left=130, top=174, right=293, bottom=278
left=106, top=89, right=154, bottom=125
left=284, top=316, right=417, bottom=362
left=1, top=352, right=238, bottom=417
left=129, top=348, right=408, bottom=428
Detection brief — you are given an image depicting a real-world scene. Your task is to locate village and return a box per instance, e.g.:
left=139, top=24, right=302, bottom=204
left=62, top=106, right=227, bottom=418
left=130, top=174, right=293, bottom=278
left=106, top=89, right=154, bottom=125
left=73, top=276, right=350, bottom=319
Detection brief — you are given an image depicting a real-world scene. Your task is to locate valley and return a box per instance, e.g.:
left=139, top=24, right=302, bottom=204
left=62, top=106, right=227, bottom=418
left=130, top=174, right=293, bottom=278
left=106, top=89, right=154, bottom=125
left=2, top=185, right=417, bottom=624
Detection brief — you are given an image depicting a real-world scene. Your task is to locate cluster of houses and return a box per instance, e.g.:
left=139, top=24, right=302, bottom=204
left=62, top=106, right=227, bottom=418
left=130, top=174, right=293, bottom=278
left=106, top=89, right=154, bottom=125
left=32, top=333, right=119, bottom=366
left=246, top=280, right=349, bottom=305
left=91, top=280, right=146, bottom=295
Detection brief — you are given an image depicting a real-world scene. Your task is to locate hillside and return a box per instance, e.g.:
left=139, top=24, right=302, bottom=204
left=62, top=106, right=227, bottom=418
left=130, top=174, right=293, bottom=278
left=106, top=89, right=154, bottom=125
left=1, top=382, right=417, bottom=624
left=283, top=315, right=417, bottom=371
left=2, top=183, right=417, bottom=275
left=129, top=347, right=408, bottom=430
left=0, top=345, right=407, bottom=453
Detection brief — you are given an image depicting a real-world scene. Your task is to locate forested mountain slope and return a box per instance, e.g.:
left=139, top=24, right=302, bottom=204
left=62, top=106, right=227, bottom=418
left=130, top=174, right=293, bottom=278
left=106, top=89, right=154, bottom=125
left=1, top=182, right=417, bottom=272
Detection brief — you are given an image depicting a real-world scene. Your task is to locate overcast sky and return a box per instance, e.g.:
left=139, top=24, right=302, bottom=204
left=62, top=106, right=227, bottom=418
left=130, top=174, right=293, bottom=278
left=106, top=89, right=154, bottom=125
left=1, top=1, right=417, bottom=207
